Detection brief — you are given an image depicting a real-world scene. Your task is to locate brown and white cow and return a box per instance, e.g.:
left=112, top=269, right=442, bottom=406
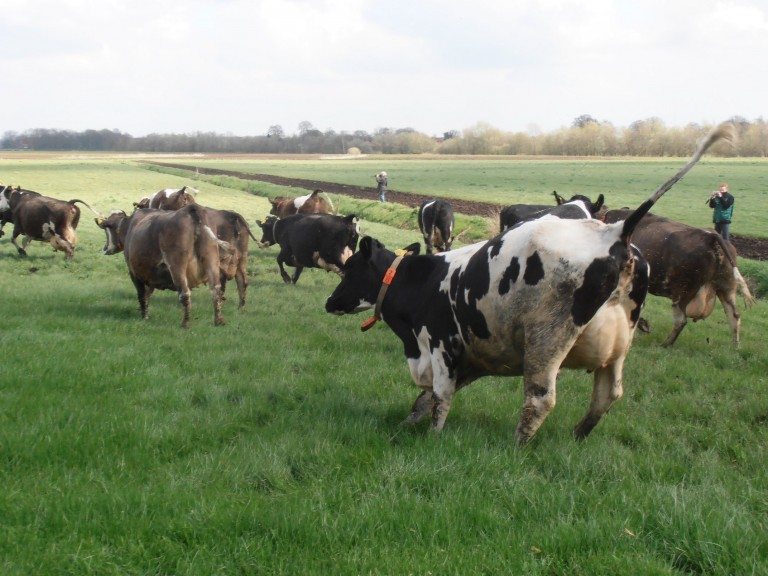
left=0, top=186, right=95, bottom=259
left=603, top=209, right=754, bottom=346
left=326, top=123, right=732, bottom=444
left=133, top=186, right=198, bottom=210
left=95, top=204, right=234, bottom=328
left=269, top=189, right=334, bottom=218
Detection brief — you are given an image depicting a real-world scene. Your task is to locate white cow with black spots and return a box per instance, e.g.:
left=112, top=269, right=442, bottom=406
left=326, top=123, right=732, bottom=444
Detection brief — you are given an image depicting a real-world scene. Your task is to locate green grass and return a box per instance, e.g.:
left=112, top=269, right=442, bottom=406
left=1, top=157, right=767, bottom=575
left=175, top=155, right=768, bottom=238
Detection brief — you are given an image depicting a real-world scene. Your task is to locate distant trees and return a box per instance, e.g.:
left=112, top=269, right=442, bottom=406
left=3, top=116, right=766, bottom=156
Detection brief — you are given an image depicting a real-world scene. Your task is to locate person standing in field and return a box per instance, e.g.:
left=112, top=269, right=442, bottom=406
left=708, top=182, right=735, bottom=241
left=375, top=171, right=388, bottom=202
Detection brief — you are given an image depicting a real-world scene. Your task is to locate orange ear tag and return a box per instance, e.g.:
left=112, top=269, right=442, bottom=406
left=360, top=316, right=379, bottom=332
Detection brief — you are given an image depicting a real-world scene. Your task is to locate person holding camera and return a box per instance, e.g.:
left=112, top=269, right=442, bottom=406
left=708, top=182, right=734, bottom=241
left=375, top=171, right=388, bottom=202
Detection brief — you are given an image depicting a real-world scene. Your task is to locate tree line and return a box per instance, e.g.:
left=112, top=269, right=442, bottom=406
left=3, top=116, right=767, bottom=156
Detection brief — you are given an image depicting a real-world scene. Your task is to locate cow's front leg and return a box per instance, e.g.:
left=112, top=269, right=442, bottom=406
left=430, top=381, right=456, bottom=432
left=403, top=390, right=435, bottom=424
left=11, top=228, right=27, bottom=256
left=276, top=252, right=292, bottom=284
left=429, top=352, right=457, bottom=431
left=291, top=266, right=304, bottom=284
left=516, top=366, right=558, bottom=445
left=573, top=360, right=624, bottom=440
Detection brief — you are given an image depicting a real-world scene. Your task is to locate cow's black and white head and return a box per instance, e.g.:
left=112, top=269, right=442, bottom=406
left=0, top=185, right=14, bottom=213
left=95, top=210, right=128, bottom=255
left=325, top=237, right=419, bottom=315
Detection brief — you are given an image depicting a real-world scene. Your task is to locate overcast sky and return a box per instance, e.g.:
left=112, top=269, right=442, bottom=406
left=1, top=0, right=766, bottom=136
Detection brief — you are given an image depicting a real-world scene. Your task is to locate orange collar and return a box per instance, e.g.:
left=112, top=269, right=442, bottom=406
left=360, top=253, right=409, bottom=332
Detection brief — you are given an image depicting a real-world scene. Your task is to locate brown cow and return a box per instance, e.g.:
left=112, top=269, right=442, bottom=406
left=604, top=209, right=754, bottom=346
left=95, top=204, right=234, bottom=328
left=133, top=186, right=198, bottom=210
left=130, top=194, right=255, bottom=308
left=0, top=186, right=94, bottom=259
left=269, top=189, right=334, bottom=218
left=198, top=206, right=257, bottom=309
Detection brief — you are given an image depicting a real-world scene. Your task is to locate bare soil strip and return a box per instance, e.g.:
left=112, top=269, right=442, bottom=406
left=146, top=161, right=768, bottom=260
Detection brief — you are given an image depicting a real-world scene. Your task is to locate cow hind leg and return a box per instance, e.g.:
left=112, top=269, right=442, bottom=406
left=573, top=361, right=624, bottom=440
left=662, top=303, right=688, bottom=347
left=718, top=291, right=741, bottom=347
left=235, top=265, right=248, bottom=309
left=291, top=266, right=304, bottom=284
left=130, top=274, right=152, bottom=319
left=205, top=268, right=225, bottom=326
left=51, top=233, right=75, bottom=259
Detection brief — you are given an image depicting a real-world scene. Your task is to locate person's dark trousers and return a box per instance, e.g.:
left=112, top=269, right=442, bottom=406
left=715, top=221, right=731, bottom=241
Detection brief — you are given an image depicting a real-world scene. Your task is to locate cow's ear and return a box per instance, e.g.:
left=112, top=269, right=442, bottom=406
left=359, top=236, right=381, bottom=260
left=594, top=194, right=605, bottom=211
left=403, top=242, right=420, bottom=256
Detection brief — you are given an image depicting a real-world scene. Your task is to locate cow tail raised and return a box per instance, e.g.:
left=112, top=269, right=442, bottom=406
left=621, top=122, right=735, bottom=244
left=68, top=199, right=100, bottom=215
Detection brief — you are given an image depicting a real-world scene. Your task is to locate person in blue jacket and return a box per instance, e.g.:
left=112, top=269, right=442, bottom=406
left=708, top=182, right=734, bottom=241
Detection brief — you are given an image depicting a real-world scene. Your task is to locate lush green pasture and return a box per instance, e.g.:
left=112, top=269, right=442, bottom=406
left=183, top=155, right=768, bottom=238
left=1, top=158, right=767, bottom=574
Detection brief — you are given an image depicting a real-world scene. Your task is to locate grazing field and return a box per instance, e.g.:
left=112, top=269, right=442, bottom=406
left=1, top=157, right=767, bottom=575
left=177, top=155, right=768, bottom=239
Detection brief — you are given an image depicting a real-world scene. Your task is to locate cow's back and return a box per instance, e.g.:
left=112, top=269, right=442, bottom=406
left=604, top=209, right=733, bottom=299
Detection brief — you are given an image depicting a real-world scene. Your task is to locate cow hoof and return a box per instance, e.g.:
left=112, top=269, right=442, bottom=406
left=17, top=249, right=27, bottom=257
left=215, top=318, right=226, bottom=326
left=281, top=276, right=292, bottom=284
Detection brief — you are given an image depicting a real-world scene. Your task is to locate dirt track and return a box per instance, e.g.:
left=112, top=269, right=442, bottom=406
left=148, top=161, right=768, bottom=261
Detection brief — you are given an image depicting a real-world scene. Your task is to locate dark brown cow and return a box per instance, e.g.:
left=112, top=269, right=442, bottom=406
left=604, top=209, right=754, bottom=346
left=269, top=189, right=334, bottom=218
left=133, top=186, right=198, bottom=210
left=0, top=186, right=94, bottom=259
left=95, top=204, right=234, bottom=328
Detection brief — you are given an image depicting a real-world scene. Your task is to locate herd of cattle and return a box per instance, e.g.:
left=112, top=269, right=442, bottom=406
left=0, top=123, right=755, bottom=443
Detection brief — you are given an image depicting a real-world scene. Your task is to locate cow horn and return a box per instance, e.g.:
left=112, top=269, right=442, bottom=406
left=94, top=216, right=105, bottom=227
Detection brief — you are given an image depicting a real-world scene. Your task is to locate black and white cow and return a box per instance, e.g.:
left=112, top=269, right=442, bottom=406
left=256, top=213, right=360, bottom=284
left=418, top=199, right=455, bottom=254
left=326, top=123, right=732, bottom=444
left=499, top=192, right=605, bottom=231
